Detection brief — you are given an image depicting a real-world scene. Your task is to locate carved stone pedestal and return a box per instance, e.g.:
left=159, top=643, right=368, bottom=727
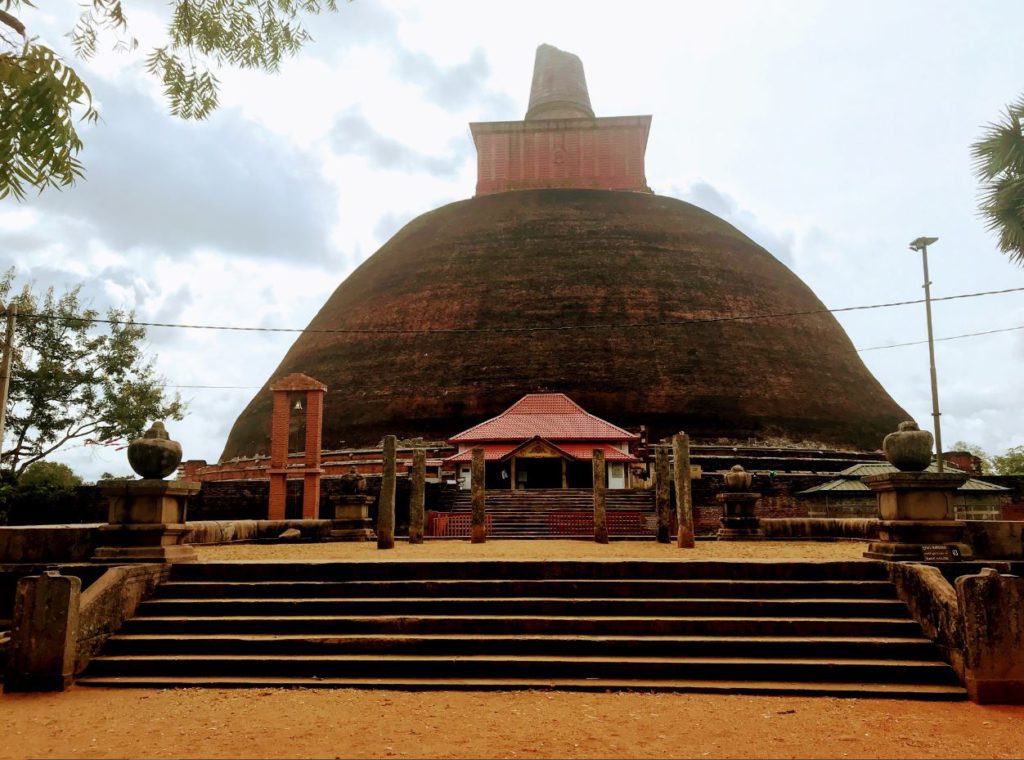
left=862, top=472, right=973, bottom=561
left=330, top=495, right=375, bottom=541
left=716, top=492, right=764, bottom=540
left=92, top=479, right=200, bottom=562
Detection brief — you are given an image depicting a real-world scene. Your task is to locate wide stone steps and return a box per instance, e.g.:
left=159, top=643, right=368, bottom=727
left=444, top=489, right=656, bottom=539
left=75, top=675, right=968, bottom=700
left=134, top=597, right=909, bottom=618
left=102, top=633, right=940, bottom=660
left=76, top=560, right=967, bottom=699
left=118, top=615, right=927, bottom=638
left=84, top=654, right=958, bottom=685
left=153, top=579, right=898, bottom=599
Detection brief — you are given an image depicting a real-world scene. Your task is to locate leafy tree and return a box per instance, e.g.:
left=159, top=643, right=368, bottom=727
left=1, top=0, right=341, bottom=199
left=0, top=270, right=184, bottom=478
left=972, top=94, right=1024, bottom=266
left=18, top=460, right=83, bottom=488
left=948, top=440, right=993, bottom=475
left=993, top=445, right=1024, bottom=475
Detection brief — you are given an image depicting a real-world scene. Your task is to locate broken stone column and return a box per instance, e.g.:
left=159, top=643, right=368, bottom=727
left=863, top=421, right=971, bottom=561
left=377, top=435, right=396, bottom=550
left=717, top=465, right=764, bottom=540
left=673, top=432, right=695, bottom=549
left=592, top=449, right=608, bottom=544
left=409, top=448, right=426, bottom=544
left=654, top=445, right=671, bottom=543
left=471, top=447, right=487, bottom=543
left=4, top=571, right=80, bottom=692
left=93, top=422, right=198, bottom=563
left=956, top=568, right=1024, bottom=704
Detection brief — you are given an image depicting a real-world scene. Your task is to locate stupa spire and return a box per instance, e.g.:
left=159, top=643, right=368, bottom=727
left=525, top=44, right=595, bottom=120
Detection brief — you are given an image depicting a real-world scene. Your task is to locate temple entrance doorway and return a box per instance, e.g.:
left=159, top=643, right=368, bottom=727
left=514, top=457, right=563, bottom=489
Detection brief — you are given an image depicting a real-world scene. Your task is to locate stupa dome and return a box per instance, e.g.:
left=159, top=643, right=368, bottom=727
left=221, top=188, right=908, bottom=459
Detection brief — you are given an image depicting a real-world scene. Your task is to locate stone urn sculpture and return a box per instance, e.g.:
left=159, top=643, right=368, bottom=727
left=127, top=421, right=183, bottom=480
left=94, top=420, right=199, bottom=563
left=724, top=464, right=753, bottom=491
left=717, top=464, right=763, bottom=540
left=883, top=421, right=934, bottom=472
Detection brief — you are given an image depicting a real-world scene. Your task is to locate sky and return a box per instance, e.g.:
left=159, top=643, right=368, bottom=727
left=2, top=0, right=1023, bottom=480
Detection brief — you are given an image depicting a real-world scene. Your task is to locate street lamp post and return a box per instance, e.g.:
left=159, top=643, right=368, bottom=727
left=908, top=236, right=943, bottom=472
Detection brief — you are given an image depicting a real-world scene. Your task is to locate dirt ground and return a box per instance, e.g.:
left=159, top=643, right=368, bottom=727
left=2, top=687, right=1023, bottom=759
left=193, top=538, right=868, bottom=562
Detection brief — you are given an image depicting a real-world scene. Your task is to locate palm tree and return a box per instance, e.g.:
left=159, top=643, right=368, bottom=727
left=972, top=95, right=1024, bottom=266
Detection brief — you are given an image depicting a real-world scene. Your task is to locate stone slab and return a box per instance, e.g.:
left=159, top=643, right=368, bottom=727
left=956, top=568, right=1024, bottom=704
left=4, top=571, right=80, bottom=692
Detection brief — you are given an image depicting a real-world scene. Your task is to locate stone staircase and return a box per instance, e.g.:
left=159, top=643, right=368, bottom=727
left=437, top=488, right=656, bottom=538
left=78, top=560, right=967, bottom=699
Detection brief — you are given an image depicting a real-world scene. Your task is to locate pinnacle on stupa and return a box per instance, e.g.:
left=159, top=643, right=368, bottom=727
left=525, top=43, right=595, bottom=120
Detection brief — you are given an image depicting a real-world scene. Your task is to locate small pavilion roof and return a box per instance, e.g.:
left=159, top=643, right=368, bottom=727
left=444, top=440, right=636, bottom=464
left=797, top=461, right=1010, bottom=495
left=449, top=393, right=638, bottom=443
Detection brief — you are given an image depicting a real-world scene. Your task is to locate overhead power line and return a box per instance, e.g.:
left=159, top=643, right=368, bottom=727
left=858, top=324, right=1024, bottom=352
left=8, top=285, right=1024, bottom=336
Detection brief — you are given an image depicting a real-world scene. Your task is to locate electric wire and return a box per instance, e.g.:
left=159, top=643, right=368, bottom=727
left=8, top=285, right=1024, bottom=336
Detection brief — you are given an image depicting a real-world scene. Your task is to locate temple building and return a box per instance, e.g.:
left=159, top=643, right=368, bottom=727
left=444, top=393, right=639, bottom=490
left=220, top=43, right=909, bottom=463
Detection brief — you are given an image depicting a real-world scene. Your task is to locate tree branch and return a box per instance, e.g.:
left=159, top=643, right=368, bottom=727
left=0, top=9, right=26, bottom=37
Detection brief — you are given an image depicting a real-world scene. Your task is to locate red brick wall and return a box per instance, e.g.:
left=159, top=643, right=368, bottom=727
left=472, top=117, right=650, bottom=196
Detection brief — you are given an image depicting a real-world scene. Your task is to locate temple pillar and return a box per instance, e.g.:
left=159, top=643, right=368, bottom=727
left=378, top=435, right=396, bottom=549
left=592, top=449, right=608, bottom=544
left=673, top=432, right=695, bottom=549
left=409, top=448, right=426, bottom=544
left=471, top=447, right=487, bottom=543
left=655, top=445, right=671, bottom=543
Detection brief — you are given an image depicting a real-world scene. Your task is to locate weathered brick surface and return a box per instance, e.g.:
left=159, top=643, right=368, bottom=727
left=471, top=118, right=651, bottom=196
left=221, top=190, right=909, bottom=459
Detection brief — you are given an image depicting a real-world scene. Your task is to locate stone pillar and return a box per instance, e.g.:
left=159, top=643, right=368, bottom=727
left=330, top=466, right=374, bottom=541
left=409, top=448, right=426, bottom=544
left=592, top=449, right=608, bottom=544
left=673, top=432, right=695, bottom=549
left=956, top=568, right=1024, bottom=704
left=470, top=447, right=487, bottom=543
left=4, top=571, right=80, bottom=692
left=93, top=421, right=198, bottom=562
left=93, top=480, right=200, bottom=562
left=268, top=388, right=290, bottom=521
left=862, top=472, right=971, bottom=560
left=716, top=465, right=764, bottom=541
left=654, top=445, right=671, bottom=543
left=301, top=386, right=325, bottom=519
left=377, top=435, right=397, bottom=549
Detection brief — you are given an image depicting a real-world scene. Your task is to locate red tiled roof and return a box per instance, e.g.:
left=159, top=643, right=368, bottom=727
left=444, top=444, right=516, bottom=463
left=443, top=441, right=636, bottom=464
left=449, top=393, right=638, bottom=442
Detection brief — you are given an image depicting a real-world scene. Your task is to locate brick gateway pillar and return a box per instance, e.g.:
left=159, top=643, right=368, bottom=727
left=268, top=373, right=327, bottom=520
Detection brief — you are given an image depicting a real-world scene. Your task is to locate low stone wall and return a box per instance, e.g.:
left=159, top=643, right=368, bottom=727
left=759, top=518, right=879, bottom=541
left=0, top=524, right=104, bottom=563
left=181, top=519, right=334, bottom=544
left=964, top=521, right=1024, bottom=560
left=888, top=562, right=965, bottom=679
left=74, top=564, right=170, bottom=674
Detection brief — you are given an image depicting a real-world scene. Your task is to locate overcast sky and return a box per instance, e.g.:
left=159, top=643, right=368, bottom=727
left=3, top=0, right=1023, bottom=479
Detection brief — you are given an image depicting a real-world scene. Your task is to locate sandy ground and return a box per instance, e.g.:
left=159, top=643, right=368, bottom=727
left=193, top=538, right=869, bottom=562
left=2, top=687, right=1023, bottom=759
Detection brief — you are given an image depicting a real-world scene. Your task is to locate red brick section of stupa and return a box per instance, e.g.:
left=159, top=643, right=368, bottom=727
left=221, top=189, right=910, bottom=460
